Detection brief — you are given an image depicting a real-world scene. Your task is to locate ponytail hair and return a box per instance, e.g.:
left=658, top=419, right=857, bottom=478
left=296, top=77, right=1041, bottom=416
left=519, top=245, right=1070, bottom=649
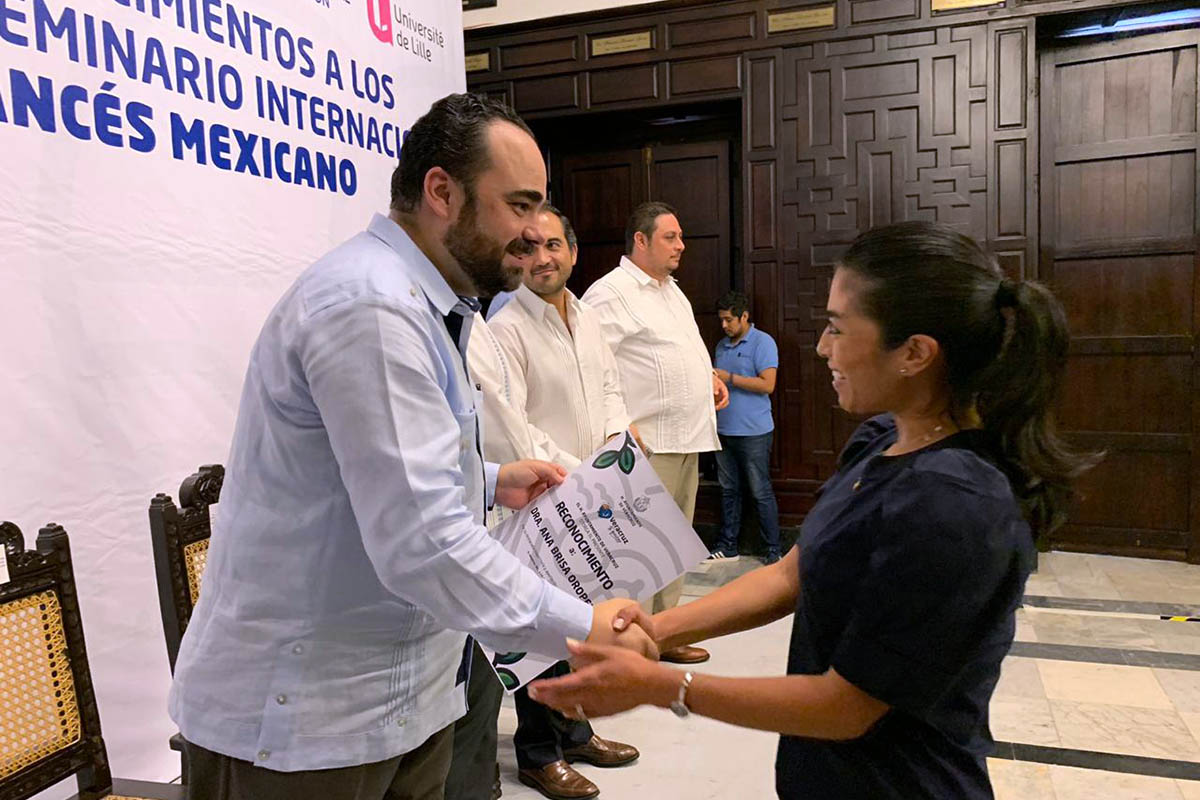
left=839, top=221, right=1098, bottom=538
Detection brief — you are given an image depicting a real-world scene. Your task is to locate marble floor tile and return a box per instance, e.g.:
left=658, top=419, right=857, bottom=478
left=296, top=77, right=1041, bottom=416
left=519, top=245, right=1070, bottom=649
left=1146, top=632, right=1200, bottom=657
left=1049, top=764, right=1184, bottom=800
left=1030, top=611, right=1096, bottom=647
left=987, top=759, right=1057, bottom=800
left=1042, top=551, right=1102, bottom=579
left=1026, top=574, right=1067, bottom=597
left=1015, top=608, right=1039, bottom=642
left=1178, top=780, right=1200, bottom=799
left=1154, top=669, right=1200, bottom=713
left=1178, top=711, right=1200, bottom=745
left=990, top=695, right=1061, bottom=746
left=1151, top=620, right=1200, bottom=639
left=1095, top=555, right=1192, bottom=579
left=1038, top=660, right=1173, bottom=709
left=1023, top=611, right=1159, bottom=650
left=1084, top=616, right=1161, bottom=650
left=1057, top=575, right=1125, bottom=601
left=1113, top=578, right=1200, bottom=606
left=994, top=655, right=1048, bottom=699
left=1049, top=699, right=1200, bottom=760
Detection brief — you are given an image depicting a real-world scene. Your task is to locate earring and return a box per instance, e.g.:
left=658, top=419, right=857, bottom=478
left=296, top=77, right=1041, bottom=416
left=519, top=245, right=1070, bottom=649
left=899, top=368, right=908, bottom=375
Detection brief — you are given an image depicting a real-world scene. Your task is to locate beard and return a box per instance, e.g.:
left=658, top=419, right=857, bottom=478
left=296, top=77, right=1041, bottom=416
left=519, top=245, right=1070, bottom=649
left=529, top=265, right=571, bottom=297
left=443, top=194, right=525, bottom=298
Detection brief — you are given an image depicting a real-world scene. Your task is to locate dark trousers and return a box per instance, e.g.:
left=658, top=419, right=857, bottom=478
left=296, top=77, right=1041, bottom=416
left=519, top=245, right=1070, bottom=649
left=714, top=432, right=781, bottom=556
left=513, top=660, right=593, bottom=769
left=445, top=642, right=505, bottom=800
left=182, top=725, right=454, bottom=800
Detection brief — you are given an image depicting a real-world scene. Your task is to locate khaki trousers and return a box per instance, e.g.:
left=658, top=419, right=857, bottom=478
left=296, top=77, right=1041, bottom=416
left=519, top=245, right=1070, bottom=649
left=642, top=452, right=699, bottom=614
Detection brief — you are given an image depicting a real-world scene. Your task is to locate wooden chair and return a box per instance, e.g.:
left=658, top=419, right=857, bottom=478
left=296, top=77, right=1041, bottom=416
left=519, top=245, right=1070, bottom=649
left=146, top=465, right=222, bottom=785
left=147, top=465, right=222, bottom=673
left=0, top=521, right=183, bottom=800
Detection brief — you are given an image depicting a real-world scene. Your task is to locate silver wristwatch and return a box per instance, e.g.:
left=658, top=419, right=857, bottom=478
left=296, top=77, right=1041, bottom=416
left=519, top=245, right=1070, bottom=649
left=669, top=671, right=695, bottom=718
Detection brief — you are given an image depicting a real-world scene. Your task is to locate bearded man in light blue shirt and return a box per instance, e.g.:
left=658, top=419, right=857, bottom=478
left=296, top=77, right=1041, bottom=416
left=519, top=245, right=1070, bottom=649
left=169, top=94, right=655, bottom=800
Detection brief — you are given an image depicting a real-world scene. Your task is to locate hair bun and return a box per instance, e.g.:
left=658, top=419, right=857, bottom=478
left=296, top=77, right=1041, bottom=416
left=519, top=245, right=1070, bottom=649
left=995, top=278, right=1020, bottom=309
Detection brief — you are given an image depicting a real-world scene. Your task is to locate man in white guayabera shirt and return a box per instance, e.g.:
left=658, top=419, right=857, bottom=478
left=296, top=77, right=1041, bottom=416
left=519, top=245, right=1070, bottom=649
left=168, top=94, right=655, bottom=800
left=483, top=205, right=642, bottom=800
left=582, top=201, right=729, bottom=666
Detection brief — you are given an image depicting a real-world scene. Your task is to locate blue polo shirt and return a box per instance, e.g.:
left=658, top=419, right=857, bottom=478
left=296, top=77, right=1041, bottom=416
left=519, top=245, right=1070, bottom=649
left=714, top=324, right=778, bottom=436
left=777, top=415, right=1035, bottom=799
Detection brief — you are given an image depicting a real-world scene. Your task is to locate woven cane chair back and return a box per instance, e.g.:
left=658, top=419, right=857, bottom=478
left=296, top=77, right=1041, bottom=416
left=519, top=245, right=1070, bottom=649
left=148, top=465, right=222, bottom=673
left=0, top=522, right=113, bottom=799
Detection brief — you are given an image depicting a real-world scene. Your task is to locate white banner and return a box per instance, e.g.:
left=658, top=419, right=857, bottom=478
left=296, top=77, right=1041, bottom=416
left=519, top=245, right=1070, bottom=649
left=0, top=0, right=464, bottom=787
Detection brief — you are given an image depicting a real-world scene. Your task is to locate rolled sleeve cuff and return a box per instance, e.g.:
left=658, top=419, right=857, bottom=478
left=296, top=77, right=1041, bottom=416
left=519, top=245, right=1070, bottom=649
left=485, top=461, right=500, bottom=509
left=604, top=417, right=633, bottom=442
left=532, top=585, right=594, bottom=660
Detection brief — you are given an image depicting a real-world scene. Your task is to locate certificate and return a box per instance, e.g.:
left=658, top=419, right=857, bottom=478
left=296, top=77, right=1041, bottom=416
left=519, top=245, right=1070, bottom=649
left=481, top=432, right=709, bottom=691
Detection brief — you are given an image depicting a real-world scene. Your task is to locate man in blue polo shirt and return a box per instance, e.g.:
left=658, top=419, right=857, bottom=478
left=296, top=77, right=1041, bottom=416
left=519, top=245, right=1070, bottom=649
left=710, top=291, right=782, bottom=563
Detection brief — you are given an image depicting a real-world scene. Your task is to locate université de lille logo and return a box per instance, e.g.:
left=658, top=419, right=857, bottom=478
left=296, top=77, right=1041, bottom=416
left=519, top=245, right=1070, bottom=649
left=366, top=0, right=394, bottom=43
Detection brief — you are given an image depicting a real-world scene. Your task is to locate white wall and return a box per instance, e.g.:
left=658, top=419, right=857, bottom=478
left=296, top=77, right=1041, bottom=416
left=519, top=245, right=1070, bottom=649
left=464, top=0, right=664, bottom=29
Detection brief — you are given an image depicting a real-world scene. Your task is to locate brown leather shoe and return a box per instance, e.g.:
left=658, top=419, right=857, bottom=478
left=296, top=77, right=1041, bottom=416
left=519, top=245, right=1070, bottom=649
left=660, top=645, right=710, bottom=664
left=518, top=761, right=599, bottom=800
left=563, top=734, right=639, bottom=768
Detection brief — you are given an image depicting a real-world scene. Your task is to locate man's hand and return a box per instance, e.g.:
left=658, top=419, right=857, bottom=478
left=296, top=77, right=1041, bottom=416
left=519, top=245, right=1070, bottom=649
left=496, top=460, right=568, bottom=510
left=714, top=368, right=732, bottom=384
left=588, top=598, right=658, bottom=660
left=713, top=373, right=730, bottom=411
left=628, top=423, right=650, bottom=456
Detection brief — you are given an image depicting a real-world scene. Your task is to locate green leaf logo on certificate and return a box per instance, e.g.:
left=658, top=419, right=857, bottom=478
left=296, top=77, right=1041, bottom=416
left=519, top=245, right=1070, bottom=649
left=481, top=431, right=709, bottom=691
left=591, top=432, right=639, bottom=474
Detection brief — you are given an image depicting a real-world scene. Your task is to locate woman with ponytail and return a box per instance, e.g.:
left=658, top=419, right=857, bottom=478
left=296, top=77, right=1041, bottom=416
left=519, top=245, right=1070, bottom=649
left=527, top=221, right=1096, bottom=799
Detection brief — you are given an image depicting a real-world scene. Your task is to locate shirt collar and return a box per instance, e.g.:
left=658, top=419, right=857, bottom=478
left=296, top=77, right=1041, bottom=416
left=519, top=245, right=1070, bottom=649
left=366, top=213, right=461, bottom=317
left=515, top=282, right=578, bottom=321
left=721, top=324, right=757, bottom=349
left=618, top=255, right=666, bottom=287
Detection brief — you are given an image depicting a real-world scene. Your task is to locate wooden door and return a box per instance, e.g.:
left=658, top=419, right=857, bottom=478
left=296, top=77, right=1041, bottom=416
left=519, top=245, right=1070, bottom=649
left=559, top=141, right=733, bottom=351
left=560, top=147, right=646, bottom=300
left=648, top=141, right=732, bottom=349
left=1040, top=29, right=1200, bottom=560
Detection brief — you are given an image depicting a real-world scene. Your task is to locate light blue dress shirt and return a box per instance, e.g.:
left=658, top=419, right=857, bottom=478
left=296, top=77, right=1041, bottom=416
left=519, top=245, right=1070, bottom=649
left=714, top=325, right=778, bottom=436
left=485, top=289, right=516, bottom=320
left=169, top=214, right=593, bottom=773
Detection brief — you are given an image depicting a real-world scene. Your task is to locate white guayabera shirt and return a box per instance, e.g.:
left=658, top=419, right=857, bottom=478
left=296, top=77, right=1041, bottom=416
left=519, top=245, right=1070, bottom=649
left=483, top=284, right=632, bottom=471
left=582, top=256, right=720, bottom=455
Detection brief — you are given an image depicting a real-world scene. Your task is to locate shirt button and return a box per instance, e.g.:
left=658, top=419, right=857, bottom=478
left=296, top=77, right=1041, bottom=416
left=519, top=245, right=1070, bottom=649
left=276, top=694, right=287, bottom=705
left=410, top=287, right=417, bottom=297
left=292, top=644, right=304, bottom=655
left=257, top=750, right=270, bottom=761
left=397, top=718, right=407, bottom=727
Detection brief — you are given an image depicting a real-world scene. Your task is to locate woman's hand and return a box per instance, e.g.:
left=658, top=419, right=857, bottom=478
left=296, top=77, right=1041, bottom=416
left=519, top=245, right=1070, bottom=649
left=527, top=638, right=678, bottom=719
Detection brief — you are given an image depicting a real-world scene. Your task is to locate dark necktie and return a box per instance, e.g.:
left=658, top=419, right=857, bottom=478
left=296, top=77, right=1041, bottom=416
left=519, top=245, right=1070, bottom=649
left=443, top=296, right=484, bottom=689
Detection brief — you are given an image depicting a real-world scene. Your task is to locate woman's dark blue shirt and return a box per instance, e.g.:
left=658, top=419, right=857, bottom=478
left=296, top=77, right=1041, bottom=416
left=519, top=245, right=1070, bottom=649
left=776, top=415, right=1035, bottom=799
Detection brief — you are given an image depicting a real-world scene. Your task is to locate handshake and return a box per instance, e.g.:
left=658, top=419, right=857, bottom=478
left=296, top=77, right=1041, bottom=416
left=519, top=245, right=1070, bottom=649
left=586, top=597, right=658, bottom=659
